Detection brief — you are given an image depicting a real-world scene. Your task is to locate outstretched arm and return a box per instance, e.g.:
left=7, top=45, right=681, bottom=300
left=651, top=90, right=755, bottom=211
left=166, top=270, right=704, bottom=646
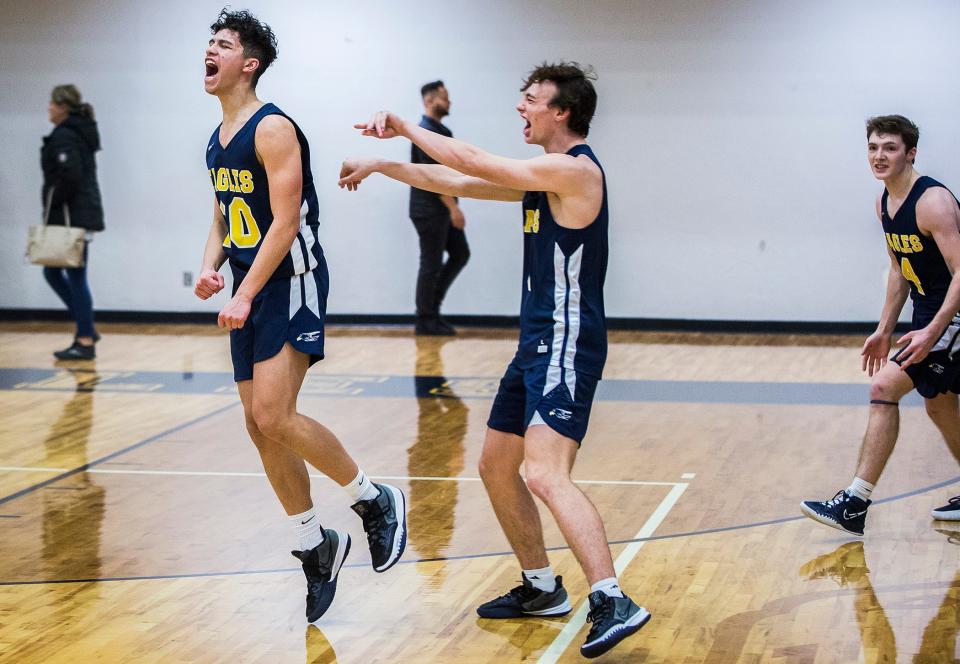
left=355, top=111, right=591, bottom=196
left=339, top=158, right=523, bottom=202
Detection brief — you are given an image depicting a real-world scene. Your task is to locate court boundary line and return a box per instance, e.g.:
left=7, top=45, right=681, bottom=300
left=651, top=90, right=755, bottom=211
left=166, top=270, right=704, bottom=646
left=536, top=483, right=688, bottom=663
left=1, top=474, right=955, bottom=587
left=0, top=467, right=685, bottom=488
left=0, top=402, right=240, bottom=508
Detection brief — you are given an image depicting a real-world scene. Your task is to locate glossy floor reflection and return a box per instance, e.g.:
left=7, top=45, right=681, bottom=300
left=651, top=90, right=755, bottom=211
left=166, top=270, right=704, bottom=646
left=0, top=323, right=959, bottom=662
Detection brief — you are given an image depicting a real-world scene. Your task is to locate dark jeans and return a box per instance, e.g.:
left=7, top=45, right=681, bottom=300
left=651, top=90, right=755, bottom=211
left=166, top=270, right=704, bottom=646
left=43, top=241, right=96, bottom=339
left=411, top=213, right=470, bottom=321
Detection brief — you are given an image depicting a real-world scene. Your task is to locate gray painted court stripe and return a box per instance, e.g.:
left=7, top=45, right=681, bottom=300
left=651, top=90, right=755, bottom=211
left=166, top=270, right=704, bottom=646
left=0, top=367, right=924, bottom=406
left=0, top=401, right=240, bottom=508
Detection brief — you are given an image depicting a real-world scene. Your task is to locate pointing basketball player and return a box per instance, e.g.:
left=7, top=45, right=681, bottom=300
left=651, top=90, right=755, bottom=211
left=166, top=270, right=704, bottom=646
left=339, top=62, right=650, bottom=658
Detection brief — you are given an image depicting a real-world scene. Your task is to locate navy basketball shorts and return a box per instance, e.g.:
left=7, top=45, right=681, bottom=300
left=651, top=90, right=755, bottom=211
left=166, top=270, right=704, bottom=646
left=230, top=264, right=329, bottom=383
left=892, top=313, right=960, bottom=398
left=487, top=358, right=599, bottom=445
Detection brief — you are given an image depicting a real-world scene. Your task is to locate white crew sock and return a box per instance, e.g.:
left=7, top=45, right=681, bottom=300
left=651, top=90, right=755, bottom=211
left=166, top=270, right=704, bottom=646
left=289, top=507, right=325, bottom=551
left=523, top=566, right=557, bottom=593
left=847, top=477, right=875, bottom=502
left=344, top=469, right=379, bottom=503
left=591, top=577, right=624, bottom=598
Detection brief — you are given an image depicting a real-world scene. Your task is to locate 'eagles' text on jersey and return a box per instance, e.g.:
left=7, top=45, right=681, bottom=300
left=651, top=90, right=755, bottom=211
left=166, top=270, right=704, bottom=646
left=881, top=175, right=959, bottom=327
left=206, top=103, right=324, bottom=280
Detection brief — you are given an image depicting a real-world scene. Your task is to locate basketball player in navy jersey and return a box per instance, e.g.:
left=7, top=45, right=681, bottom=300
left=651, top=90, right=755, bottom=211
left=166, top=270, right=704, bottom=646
left=802, top=115, right=960, bottom=534
left=339, top=63, right=650, bottom=658
left=193, top=9, right=407, bottom=623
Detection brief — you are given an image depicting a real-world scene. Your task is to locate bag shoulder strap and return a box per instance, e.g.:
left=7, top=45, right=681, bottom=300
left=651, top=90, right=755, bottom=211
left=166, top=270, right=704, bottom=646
left=42, top=187, right=70, bottom=228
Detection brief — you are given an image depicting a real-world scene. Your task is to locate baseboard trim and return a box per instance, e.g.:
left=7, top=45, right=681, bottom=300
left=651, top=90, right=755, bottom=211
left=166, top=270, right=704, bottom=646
left=0, top=308, right=909, bottom=335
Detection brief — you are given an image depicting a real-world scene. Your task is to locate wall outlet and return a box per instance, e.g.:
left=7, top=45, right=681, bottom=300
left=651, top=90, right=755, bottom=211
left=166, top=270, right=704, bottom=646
left=182, top=271, right=193, bottom=287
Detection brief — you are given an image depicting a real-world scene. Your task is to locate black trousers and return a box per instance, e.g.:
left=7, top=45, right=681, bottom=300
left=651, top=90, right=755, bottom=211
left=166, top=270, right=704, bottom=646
left=411, top=212, right=470, bottom=320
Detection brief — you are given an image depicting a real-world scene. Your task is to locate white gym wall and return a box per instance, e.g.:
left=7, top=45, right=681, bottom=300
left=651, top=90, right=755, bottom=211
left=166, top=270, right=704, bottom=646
left=2, top=0, right=959, bottom=321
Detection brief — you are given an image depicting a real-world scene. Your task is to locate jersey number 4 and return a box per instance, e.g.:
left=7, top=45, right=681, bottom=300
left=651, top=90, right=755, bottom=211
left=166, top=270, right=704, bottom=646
left=900, top=257, right=926, bottom=295
left=220, top=198, right=262, bottom=249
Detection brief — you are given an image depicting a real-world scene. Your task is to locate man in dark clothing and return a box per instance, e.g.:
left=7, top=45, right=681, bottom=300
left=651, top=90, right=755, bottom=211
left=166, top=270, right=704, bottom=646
left=409, top=81, right=470, bottom=336
left=41, top=84, right=105, bottom=360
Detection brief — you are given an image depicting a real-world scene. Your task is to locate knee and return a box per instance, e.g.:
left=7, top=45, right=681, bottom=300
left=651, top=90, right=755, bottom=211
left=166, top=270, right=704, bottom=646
left=869, top=379, right=902, bottom=404
left=524, top=465, right=566, bottom=504
left=251, top=399, right=290, bottom=441
left=478, top=450, right=504, bottom=485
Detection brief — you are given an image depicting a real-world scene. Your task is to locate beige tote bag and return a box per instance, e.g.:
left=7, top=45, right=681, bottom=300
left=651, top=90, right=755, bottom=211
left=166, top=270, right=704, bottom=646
left=27, top=188, right=86, bottom=268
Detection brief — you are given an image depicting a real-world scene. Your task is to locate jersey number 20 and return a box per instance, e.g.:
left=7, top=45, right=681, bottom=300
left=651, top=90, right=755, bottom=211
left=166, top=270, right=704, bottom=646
left=220, top=198, right=262, bottom=249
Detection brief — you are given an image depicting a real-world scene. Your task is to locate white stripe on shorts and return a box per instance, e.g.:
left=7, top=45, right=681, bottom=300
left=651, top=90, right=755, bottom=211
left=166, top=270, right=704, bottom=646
left=289, top=274, right=302, bottom=320
left=303, top=269, right=321, bottom=319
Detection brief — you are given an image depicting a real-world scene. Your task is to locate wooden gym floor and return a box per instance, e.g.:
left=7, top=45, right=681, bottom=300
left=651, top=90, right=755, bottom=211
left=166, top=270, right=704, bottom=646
left=0, top=322, right=957, bottom=663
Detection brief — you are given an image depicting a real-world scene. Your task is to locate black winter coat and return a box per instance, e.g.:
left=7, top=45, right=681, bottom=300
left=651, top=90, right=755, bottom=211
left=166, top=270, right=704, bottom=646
left=40, top=113, right=104, bottom=231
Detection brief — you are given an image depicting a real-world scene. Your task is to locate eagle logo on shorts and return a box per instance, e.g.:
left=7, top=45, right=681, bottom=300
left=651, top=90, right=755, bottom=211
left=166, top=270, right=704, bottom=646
left=296, top=331, right=322, bottom=342
left=549, top=408, right=573, bottom=421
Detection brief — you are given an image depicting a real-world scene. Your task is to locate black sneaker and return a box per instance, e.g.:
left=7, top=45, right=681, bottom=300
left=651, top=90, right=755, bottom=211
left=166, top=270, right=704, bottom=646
left=291, top=528, right=351, bottom=623
left=476, top=575, right=572, bottom=618
left=415, top=319, right=456, bottom=336
left=932, top=496, right=960, bottom=521
left=53, top=342, right=95, bottom=360
left=350, top=483, right=407, bottom=572
left=800, top=490, right=871, bottom=536
left=580, top=591, right=651, bottom=659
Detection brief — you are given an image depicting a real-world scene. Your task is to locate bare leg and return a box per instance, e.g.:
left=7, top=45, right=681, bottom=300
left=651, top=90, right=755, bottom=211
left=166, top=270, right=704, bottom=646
left=524, top=425, right=615, bottom=585
left=854, top=361, right=916, bottom=484
left=238, top=380, right=312, bottom=515
left=924, top=392, right=960, bottom=465
left=478, top=427, right=549, bottom=569
left=251, top=343, right=359, bottom=487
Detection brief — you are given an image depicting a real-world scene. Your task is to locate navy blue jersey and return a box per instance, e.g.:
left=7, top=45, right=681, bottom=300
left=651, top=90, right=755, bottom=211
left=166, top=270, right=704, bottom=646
left=881, top=176, right=959, bottom=327
left=516, top=144, right=609, bottom=378
left=206, top=103, right=323, bottom=280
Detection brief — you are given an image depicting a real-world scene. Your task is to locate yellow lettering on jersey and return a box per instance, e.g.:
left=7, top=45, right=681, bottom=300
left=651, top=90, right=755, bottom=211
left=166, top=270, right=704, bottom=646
left=890, top=234, right=903, bottom=252
left=209, top=168, right=217, bottom=188
left=899, top=234, right=914, bottom=254
left=909, top=234, right=924, bottom=253
left=216, top=168, right=231, bottom=192
left=227, top=197, right=262, bottom=248
left=524, top=209, right=540, bottom=234
left=238, top=170, right=254, bottom=193
left=900, top=256, right=925, bottom=295
left=219, top=201, right=230, bottom=247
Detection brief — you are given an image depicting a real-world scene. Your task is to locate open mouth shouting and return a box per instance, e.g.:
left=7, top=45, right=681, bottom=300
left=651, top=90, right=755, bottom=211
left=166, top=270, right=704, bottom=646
left=204, top=59, right=220, bottom=84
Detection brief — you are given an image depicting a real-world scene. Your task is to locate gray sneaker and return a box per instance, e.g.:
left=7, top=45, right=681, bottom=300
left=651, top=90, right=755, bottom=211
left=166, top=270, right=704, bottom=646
left=476, top=575, right=572, bottom=618
left=350, top=482, right=407, bottom=572
left=580, top=591, right=651, bottom=658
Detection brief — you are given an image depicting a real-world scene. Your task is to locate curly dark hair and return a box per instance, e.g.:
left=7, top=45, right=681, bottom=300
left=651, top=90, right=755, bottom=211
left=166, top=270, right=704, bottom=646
left=866, top=114, right=919, bottom=152
left=210, top=8, right=278, bottom=87
left=521, top=62, right=598, bottom=137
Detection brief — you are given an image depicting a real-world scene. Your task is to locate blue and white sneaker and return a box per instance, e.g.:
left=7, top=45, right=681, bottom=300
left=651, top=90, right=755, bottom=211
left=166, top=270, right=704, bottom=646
left=580, top=591, right=651, bottom=659
left=801, top=490, right=871, bottom=536
left=932, top=496, right=960, bottom=521
left=291, top=528, right=351, bottom=623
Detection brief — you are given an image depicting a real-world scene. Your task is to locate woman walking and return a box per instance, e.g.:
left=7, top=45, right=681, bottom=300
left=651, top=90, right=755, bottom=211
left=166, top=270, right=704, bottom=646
left=41, top=84, right=104, bottom=360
